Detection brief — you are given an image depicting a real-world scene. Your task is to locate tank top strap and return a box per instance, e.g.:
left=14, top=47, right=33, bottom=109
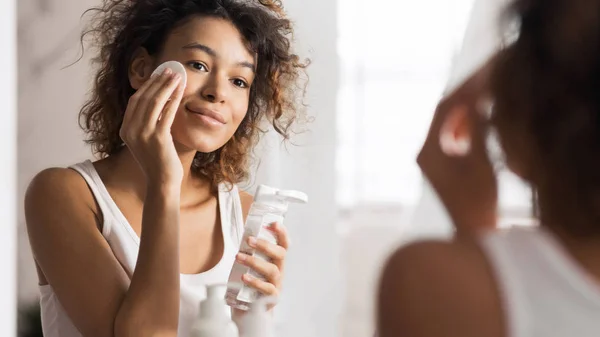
left=531, top=229, right=600, bottom=304
left=68, top=160, right=114, bottom=237
left=217, top=183, right=245, bottom=246
left=478, top=229, right=532, bottom=337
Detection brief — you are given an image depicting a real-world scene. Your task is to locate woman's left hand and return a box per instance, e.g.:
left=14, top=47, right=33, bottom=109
left=235, top=222, right=289, bottom=302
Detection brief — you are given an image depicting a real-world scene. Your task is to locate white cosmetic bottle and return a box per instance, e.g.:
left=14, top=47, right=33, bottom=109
left=226, top=184, right=308, bottom=310
left=237, top=296, right=279, bottom=337
left=190, top=284, right=239, bottom=337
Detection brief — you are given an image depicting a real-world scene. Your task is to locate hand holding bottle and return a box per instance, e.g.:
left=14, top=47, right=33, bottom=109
left=235, top=222, right=289, bottom=303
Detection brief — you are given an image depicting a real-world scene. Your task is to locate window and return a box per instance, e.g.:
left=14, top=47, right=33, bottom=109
left=336, top=0, right=532, bottom=223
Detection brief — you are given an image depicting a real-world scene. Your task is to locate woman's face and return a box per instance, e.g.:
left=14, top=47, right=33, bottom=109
left=149, top=16, right=256, bottom=153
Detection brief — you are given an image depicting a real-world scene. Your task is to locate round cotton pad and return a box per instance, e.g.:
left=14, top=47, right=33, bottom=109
left=151, top=61, right=187, bottom=89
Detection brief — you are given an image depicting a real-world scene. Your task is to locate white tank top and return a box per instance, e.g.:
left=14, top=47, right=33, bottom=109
left=479, top=227, right=600, bottom=337
left=38, top=160, right=245, bottom=337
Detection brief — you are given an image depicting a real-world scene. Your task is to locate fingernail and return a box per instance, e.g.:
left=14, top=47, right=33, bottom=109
left=248, top=237, right=257, bottom=247
left=237, top=253, right=246, bottom=262
left=243, top=274, right=253, bottom=282
left=163, top=68, right=173, bottom=76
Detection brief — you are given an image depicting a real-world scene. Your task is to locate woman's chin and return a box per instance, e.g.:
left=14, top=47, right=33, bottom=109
left=191, top=142, right=227, bottom=155
left=194, top=141, right=227, bottom=153
left=173, top=134, right=228, bottom=154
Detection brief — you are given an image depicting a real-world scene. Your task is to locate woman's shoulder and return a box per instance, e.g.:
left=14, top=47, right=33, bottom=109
left=25, top=166, right=100, bottom=229
left=27, top=166, right=89, bottom=197
left=27, top=167, right=86, bottom=197
left=377, top=238, right=504, bottom=337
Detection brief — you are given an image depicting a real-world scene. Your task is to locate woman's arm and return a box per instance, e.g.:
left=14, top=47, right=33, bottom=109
left=26, top=168, right=181, bottom=337
left=113, top=180, right=181, bottom=336
left=26, top=69, right=186, bottom=337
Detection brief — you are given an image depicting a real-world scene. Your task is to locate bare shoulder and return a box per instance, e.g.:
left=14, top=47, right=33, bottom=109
left=25, top=167, right=131, bottom=336
left=27, top=167, right=87, bottom=191
left=377, top=239, right=505, bottom=337
left=239, top=189, right=254, bottom=221
left=25, top=167, right=100, bottom=231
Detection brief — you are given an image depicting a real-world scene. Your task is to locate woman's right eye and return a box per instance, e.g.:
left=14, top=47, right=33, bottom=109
left=190, top=62, right=208, bottom=72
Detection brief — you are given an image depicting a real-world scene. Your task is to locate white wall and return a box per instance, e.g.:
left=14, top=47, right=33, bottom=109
left=18, top=0, right=98, bottom=304
left=232, top=1, right=342, bottom=336
left=272, top=1, right=341, bottom=336
left=1, top=0, right=18, bottom=334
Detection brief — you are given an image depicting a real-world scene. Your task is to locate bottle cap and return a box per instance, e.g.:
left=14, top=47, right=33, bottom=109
left=276, top=189, right=308, bottom=203
left=239, top=295, right=279, bottom=337
left=255, top=184, right=308, bottom=205
left=192, top=283, right=241, bottom=337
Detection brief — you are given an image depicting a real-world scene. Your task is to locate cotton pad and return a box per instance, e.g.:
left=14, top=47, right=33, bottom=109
left=152, top=61, right=187, bottom=89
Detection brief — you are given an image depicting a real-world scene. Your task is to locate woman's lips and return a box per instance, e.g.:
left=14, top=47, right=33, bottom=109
left=185, top=106, right=226, bottom=128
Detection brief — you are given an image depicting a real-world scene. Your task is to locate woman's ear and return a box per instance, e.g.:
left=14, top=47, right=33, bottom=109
left=129, top=47, right=155, bottom=90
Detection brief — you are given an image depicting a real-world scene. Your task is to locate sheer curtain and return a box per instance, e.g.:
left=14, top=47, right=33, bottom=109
left=337, top=0, right=476, bottom=212
left=337, top=0, right=532, bottom=232
left=409, top=0, right=532, bottom=238
left=247, top=0, right=341, bottom=336
left=337, top=3, right=476, bottom=336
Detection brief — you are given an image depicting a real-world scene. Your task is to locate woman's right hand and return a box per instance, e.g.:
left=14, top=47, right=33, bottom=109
left=119, top=68, right=185, bottom=185
left=416, top=60, right=498, bottom=234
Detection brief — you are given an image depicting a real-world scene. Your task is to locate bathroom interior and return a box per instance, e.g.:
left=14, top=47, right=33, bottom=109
left=1, top=0, right=541, bottom=336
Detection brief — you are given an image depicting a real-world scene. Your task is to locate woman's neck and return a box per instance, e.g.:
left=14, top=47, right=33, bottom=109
left=105, top=146, right=214, bottom=204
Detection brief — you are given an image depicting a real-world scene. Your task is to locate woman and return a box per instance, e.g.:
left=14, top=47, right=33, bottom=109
left=24, top=0, right=307, bottom=336
left=378, top=0, right=600, bottom=336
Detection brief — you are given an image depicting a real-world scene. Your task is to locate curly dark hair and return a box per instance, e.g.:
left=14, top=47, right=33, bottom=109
left=79, top=0, right=308, bottom=186
left=492, top=0, right=600, bottom=236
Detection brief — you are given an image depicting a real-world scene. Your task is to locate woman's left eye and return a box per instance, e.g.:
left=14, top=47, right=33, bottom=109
left=232, top=79, right=248, bottom=88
